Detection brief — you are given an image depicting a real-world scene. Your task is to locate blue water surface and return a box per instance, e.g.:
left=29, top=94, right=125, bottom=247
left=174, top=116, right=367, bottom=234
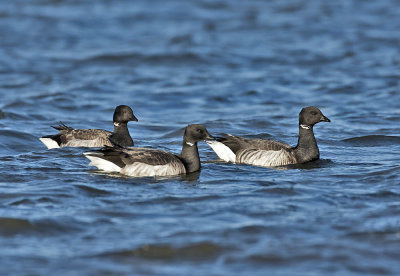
left=0, top=0, right=399, bottom=275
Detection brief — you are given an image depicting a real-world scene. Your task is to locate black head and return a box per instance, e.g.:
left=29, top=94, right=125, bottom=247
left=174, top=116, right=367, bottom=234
left=113, top=105, right=138, bottom=124
left=299, top=106, right=330, bottom=127
left=184, top=124, right=214, bottom=143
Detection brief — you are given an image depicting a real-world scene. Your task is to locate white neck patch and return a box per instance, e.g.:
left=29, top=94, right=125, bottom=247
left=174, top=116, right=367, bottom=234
left=186, top=142, right=194, bottom=147
left=114, top=122, right=121, bottom=127
left=300, top=124, right=311, bottom=130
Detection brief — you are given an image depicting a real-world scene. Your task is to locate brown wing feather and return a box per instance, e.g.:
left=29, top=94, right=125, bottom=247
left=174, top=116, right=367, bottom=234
left=100, top=147, right=182, bottom=167
left=93, top=147, right=186, bottom=176
left=219, top=135, right=292, bottom=153
left=62, top=129, right=111, bottom=140
left=59, top=129, right=112, bottom=146
left=123, top=148, right=182, bottom=166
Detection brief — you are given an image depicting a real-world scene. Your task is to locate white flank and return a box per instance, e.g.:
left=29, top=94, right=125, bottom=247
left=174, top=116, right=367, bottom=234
left=64, top=139, right=108, bottom=148
left=237, top=149, right=294, bottom=167
left=39, top=138, right=60, bottom=149
left=83, top=153, right=121, bottom=172
left=121, top=162, right=185, bottom=177
left=206, top=140, right=236, bottom=162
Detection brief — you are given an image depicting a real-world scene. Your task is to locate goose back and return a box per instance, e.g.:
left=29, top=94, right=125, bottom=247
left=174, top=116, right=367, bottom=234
left=84, top=147, right=186, bottom=177
left=39, top=105, right=137, bottom=149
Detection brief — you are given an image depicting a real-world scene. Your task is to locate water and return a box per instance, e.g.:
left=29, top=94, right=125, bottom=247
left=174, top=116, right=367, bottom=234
left=1, top=0, right=399, bottom=275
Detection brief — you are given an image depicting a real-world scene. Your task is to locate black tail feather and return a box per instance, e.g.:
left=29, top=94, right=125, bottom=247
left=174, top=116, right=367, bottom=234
left=85, top=147, right=126, bottom=168
left=52, top=121, right=73, bottom=131
left=41, top=134, right=62, bottom=146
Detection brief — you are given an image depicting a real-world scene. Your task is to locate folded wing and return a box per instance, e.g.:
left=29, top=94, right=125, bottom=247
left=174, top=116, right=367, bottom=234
left=208, top=135, right=296, bottom=167
left=84, top=147, right=186, bottom=177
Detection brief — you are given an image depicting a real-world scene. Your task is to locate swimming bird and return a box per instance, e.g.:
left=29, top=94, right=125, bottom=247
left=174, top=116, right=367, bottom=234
left=83, top=124, right=213, bottom=177
left=206, top=106, right=330, bottom=167
left=39, top=105, right=138, bottom=149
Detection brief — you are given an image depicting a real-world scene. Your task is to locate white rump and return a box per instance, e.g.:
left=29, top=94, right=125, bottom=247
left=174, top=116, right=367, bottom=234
left=206, top=140, right=236, bottom=162
left=83, top=152, right=121, bottom=172
left=39, top=138, right=60, bottom=149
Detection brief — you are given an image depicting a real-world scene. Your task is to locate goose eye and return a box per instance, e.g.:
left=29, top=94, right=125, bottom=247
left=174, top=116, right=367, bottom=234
left=197, top=129, right=202, bottom=133
left=311, top=111, right=318, bottom=115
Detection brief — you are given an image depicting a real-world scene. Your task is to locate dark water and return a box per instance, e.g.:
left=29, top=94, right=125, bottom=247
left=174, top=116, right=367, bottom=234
left=1, top=0, right=400, bottom=275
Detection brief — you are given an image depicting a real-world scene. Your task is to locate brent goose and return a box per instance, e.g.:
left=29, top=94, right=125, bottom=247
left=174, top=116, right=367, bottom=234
left=207, top=106, right=330, bottom=167
left=39, top=105, right=138, bottom=149
left=83, top=124, right=213, bottom=177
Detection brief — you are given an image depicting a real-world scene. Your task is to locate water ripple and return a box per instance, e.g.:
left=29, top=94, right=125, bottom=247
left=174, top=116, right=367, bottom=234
left=0, top=217, right=83, bottom=236
left=343, top=135, right=400, bottom=147
left=1, top=0, right=400, bottom=275
left=97, top=242, right=228, bottom=261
